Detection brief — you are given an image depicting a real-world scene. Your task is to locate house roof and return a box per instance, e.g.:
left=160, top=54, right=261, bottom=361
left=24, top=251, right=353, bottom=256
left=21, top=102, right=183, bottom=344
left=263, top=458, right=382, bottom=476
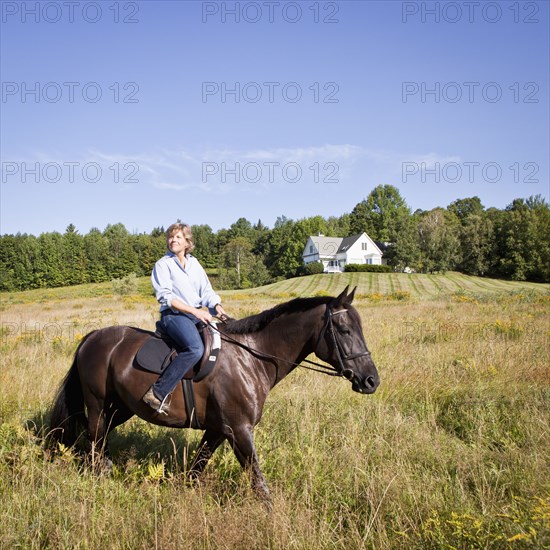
left=309, top=236, right=343, bottom=256
left=337, top=233, right=363, bottom=253
left=308, top=233, right=370, bottom=256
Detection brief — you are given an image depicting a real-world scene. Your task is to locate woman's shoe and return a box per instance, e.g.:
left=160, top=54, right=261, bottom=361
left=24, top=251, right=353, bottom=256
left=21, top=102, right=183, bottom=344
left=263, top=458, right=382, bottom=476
left=142, top=387, right=168, bottom=414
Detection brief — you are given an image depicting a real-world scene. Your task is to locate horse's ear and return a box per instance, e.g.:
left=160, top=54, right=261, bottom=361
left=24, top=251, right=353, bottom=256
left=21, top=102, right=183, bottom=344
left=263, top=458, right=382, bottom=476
left=346, top=286, right=357, bottom=304
left=334, top=286, right=350, bottom=307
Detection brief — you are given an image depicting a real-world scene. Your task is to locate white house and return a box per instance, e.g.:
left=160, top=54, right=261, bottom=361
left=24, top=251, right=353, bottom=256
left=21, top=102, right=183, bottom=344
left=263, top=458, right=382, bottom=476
left=302, top=233, right=383, bottom=273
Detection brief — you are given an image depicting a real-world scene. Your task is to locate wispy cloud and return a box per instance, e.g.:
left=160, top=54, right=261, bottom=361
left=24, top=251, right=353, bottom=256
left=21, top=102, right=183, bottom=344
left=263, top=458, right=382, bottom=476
left=93, top=145, right=370, bottom=191
left=5, top=146, right=463, bottom=192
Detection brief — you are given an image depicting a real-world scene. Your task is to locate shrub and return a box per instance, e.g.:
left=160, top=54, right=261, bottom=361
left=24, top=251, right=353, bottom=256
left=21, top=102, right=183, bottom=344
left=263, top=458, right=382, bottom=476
left=296, top=262, right=325, bottom=276
left=344, top=264, right=392, bottom=273
left=111, top=273, right=138, bottom=295
left=304, top=262, right=325, bottom=275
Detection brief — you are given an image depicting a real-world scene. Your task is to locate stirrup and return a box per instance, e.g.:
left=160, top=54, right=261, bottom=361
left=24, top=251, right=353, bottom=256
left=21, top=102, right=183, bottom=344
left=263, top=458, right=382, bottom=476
left=157, top=395, right=170, bottom=415
left=143, top=388, right=170, bottom=415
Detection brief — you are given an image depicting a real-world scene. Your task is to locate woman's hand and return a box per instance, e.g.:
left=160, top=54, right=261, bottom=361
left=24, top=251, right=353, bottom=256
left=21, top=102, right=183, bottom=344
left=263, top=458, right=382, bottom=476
left=193, top=308, right=213, bottom=323
left=215, top=304, right=229, bottom=321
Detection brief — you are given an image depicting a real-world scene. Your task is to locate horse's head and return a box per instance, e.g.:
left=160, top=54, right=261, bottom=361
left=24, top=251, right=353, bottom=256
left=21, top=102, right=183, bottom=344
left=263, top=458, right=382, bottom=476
left=316, top=286, right=380, bottom=394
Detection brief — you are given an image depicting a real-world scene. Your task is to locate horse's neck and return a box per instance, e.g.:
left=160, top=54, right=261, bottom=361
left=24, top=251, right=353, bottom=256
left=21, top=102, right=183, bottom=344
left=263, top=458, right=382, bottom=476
left=251, top=311, right=318, bottom=386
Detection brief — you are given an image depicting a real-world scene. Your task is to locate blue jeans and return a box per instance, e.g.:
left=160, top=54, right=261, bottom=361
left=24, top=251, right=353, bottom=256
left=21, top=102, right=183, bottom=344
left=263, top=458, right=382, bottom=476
left=151, top=313, right=204, bottom=401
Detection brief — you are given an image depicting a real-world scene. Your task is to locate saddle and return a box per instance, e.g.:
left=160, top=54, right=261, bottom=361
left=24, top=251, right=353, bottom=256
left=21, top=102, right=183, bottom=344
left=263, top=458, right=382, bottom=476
left=134, top=321, right=221, bottom=383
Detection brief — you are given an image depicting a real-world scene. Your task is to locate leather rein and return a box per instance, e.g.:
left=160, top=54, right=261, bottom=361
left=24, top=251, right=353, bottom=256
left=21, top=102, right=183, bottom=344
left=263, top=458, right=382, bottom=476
left=211, top=304, right=370, bottom=378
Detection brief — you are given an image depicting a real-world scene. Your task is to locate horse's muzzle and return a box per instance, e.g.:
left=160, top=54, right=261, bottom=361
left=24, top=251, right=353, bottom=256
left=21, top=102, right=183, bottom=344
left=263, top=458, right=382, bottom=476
left=351, top=374, right=379, bottom=394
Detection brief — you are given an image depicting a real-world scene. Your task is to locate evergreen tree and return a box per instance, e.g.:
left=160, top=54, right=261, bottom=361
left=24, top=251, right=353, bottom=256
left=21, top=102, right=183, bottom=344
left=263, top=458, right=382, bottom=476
left=133, top=233, right=159, bottom=276
left=35, top=232, right=65, bottom=287
left=13, top=234, right=40, bottom=289
left=251, top=219, right=271, bottom=257
left=84, top=229, right=110, bottom=283
left=227, top=218, right=255, bottom=241
left=0, top=234, right=17, bottom=291
left=62, top=225, right=87, bottom=285
left=151, top=226, right=165, bottom=238
left=103, top=223, right=139, bottom=279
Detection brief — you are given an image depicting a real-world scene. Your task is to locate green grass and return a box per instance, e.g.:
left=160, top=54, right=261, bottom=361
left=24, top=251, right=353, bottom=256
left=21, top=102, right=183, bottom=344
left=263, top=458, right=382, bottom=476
left=1, top=273, right=549, bottom=548
left=2, top=271, right=547, bottom=308
left=234, top=271, right=549, bottom=300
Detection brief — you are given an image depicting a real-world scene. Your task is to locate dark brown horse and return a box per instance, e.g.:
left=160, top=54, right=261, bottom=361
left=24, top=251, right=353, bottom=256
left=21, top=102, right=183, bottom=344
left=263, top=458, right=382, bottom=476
left=49, top=286, right=379, bottom=505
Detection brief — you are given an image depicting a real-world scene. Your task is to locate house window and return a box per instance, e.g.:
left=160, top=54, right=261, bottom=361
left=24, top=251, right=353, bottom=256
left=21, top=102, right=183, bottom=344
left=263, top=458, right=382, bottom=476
left=362, top=242, right=368, bottom=251
left=366, top=258, right=372, bottom=265
left=310, top=245, right=314, bottom=253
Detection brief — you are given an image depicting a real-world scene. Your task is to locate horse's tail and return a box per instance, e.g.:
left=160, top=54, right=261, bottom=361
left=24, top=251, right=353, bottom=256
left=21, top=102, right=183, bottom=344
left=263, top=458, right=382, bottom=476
left=48, top=332, right=95, bottom=448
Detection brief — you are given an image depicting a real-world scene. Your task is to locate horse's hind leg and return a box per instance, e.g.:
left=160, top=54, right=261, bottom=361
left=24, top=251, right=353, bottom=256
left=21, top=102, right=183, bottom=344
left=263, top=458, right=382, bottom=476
left=86, top=399, right=133, bottom=471
left=188, top=429, right=226, bottom=480
left=85, top=398, right=112, bottom=470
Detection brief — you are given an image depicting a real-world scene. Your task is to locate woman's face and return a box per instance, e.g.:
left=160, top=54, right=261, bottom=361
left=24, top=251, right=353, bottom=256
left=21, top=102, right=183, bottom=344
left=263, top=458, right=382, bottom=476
left=167, top=230, right=187, bottom=255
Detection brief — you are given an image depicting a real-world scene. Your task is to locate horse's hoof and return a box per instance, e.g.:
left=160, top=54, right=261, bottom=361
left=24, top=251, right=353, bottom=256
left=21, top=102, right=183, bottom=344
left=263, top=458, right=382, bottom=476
left=90, top=455, right=113, bottom=474
left=186, top=470, right=204, bottom=486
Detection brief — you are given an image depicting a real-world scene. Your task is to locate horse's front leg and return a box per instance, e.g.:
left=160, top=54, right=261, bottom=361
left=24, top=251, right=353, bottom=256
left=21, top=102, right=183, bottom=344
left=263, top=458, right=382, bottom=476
left=228, top=426, right=272, bottom=510
left=188, top=429, right=225, bottom=480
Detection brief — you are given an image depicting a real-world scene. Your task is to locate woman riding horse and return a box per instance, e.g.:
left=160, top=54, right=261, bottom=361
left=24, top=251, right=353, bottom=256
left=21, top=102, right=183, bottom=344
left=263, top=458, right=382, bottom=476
left=49, top=285, right=379, bottom=508
left=143, top=222, right=228, bottom=413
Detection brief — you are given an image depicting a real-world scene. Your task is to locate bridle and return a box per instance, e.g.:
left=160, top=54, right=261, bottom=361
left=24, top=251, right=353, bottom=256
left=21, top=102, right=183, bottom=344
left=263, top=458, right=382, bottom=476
left=314, top=305, right=372, bottom=379
left=212, top=303, right=371, bottom=378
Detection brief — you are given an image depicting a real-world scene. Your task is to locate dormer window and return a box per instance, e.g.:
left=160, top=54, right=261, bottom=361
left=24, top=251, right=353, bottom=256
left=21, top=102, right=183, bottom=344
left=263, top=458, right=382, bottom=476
left=310, top=245, right=314, bottom=253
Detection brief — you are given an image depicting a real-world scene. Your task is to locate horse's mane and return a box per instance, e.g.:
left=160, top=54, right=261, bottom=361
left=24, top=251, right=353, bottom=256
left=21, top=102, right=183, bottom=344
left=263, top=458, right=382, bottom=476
left=223, top=295, right=333, bottom=334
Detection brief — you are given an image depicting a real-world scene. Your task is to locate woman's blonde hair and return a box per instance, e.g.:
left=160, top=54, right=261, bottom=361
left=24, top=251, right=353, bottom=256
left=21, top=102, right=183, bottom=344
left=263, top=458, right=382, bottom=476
left=166, top=222, right=195, bottom=254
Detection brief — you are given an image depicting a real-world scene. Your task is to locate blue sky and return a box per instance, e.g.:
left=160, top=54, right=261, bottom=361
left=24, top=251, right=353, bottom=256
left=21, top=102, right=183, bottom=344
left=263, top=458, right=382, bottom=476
left=1, top=0, right=549, bottom=235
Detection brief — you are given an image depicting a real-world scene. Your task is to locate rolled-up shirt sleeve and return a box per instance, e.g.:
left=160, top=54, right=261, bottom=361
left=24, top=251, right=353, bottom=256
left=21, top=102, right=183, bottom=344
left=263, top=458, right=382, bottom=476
left=151, top=259, right=174, bottom=308
left=198, top=263, right=221, bottom=309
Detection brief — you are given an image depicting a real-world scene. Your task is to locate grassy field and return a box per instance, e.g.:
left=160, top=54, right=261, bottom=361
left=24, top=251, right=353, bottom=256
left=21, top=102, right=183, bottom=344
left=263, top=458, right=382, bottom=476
left=1, top=273, right=549, bottom=548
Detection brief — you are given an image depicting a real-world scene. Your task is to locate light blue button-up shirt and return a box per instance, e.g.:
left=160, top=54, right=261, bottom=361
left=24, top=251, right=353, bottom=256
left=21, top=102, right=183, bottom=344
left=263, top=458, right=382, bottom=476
left=151, top=252, right=221, bottom=313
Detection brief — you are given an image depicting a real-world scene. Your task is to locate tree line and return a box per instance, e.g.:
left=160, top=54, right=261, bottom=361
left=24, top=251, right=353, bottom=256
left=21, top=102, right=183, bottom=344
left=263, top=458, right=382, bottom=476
left=1, top=186, right=549, bottom=292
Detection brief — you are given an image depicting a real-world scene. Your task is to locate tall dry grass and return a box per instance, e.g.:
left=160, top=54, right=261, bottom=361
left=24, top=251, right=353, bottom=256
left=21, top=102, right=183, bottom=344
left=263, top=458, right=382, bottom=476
left=1, top=279, right=549, bottom=548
